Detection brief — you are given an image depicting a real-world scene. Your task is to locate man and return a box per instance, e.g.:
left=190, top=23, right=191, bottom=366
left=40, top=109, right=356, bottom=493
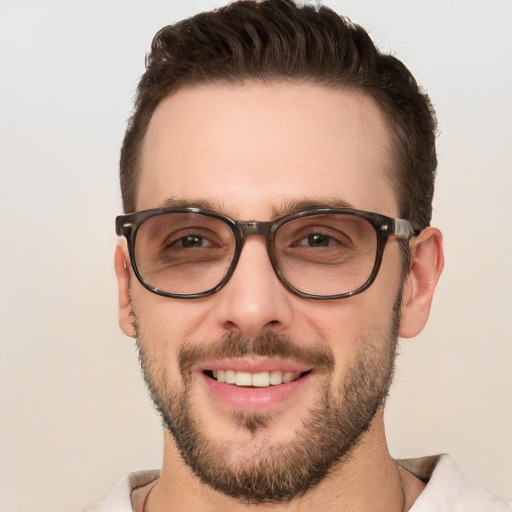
left=87, top=0, right=511, bottom=510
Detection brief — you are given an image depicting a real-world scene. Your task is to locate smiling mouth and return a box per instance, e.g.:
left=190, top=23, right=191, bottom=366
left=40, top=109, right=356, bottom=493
left=203, top=369, right=312, bottom=388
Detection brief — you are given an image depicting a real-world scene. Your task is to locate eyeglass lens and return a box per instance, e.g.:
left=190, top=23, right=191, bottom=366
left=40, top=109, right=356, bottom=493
left=133, top=212, right=378, bottom=297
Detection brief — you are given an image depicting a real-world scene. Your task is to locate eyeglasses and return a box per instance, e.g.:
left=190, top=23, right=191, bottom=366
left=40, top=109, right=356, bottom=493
left=116, top=207, right=418, bottom=300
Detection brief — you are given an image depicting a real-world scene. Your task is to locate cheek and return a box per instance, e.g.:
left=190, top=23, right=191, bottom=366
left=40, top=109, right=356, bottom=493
left=305, top=294, right=392, bottom=339
left=130, top=286, right=218, bottom=375
left=130, top=294, right=181, bottom=374
left=303, top=283, right=401, bottom=366
left=131, top=283, right=204, bottom=335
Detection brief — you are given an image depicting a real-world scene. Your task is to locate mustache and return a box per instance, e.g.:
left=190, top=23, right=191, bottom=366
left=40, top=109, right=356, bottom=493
left=178, top=332, right=335, bottom=377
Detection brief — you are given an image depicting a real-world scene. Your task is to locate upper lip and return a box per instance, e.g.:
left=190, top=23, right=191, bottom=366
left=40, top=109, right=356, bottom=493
left=198, top=357, right=312, bottom=374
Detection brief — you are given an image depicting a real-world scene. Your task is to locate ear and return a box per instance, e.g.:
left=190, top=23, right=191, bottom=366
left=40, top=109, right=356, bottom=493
left=399, top=227, right=444, bottom=338
left=114, top=243, right=136, bottom=338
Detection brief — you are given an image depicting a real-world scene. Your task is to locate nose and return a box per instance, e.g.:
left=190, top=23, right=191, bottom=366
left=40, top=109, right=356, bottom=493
left=213, top=237, right=294, bottom=338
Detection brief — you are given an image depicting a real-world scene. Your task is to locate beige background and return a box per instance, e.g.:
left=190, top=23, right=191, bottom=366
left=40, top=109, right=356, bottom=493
left=0, top=1, right=511, bottom=511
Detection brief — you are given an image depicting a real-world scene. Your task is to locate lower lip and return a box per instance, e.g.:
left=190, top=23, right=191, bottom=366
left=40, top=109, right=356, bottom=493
left=200, top=372, right=313, bottom=412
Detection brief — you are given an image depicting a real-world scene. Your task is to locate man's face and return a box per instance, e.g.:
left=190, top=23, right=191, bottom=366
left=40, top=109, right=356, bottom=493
left=122, top=83, right=407, bottom=502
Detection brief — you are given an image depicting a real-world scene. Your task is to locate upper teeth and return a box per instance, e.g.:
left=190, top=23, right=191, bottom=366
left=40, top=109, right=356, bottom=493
left=212, top=370, right=301, bottom=387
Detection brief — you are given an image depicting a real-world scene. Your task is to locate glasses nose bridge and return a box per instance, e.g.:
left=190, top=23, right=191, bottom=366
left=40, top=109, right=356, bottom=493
left=234, top=219, right=276, bottom=266
left=236, top=219, right=273, bottom=240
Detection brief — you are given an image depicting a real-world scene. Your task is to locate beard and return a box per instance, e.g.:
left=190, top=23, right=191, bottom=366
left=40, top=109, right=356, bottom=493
left=134, top=298, right=401, bottom=504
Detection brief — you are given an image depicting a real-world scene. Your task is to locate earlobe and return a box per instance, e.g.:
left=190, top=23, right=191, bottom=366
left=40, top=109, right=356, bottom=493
left=114, top=243, right=136, bottom=338
left=399, top=227, right=444, bottom=339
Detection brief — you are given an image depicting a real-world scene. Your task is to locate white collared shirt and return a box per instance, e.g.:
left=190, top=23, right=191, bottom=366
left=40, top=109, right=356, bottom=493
left=83, top=455, right=512, bottom=511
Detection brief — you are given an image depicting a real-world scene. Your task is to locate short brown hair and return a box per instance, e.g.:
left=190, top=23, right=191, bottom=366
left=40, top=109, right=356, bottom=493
left=120, top=0, right=437, bottom=230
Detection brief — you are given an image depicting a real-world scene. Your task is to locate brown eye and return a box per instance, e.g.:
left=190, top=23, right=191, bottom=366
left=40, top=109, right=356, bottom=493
left=173, top=235, right=212, bottom=248
left=298, top=233, right=338, bottom=247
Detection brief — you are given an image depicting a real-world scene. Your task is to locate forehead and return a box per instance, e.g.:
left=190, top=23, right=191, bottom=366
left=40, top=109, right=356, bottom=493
left=138, top=82, right=397, bottom=218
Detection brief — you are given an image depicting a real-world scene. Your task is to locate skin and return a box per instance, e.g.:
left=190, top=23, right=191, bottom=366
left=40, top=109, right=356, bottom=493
left=115, top=82, right=444, bottom=511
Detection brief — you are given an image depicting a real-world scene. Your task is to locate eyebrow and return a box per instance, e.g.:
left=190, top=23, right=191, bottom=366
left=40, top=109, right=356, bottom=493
left=159, top=197, right=356, bottom=219
left=270, top=199, right=356, bottom=218
left=160, top=197, right=226, bottom=211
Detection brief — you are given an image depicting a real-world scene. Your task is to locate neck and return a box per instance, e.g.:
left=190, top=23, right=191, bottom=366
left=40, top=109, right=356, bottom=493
left=144, top=412, right=425, bottom=512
